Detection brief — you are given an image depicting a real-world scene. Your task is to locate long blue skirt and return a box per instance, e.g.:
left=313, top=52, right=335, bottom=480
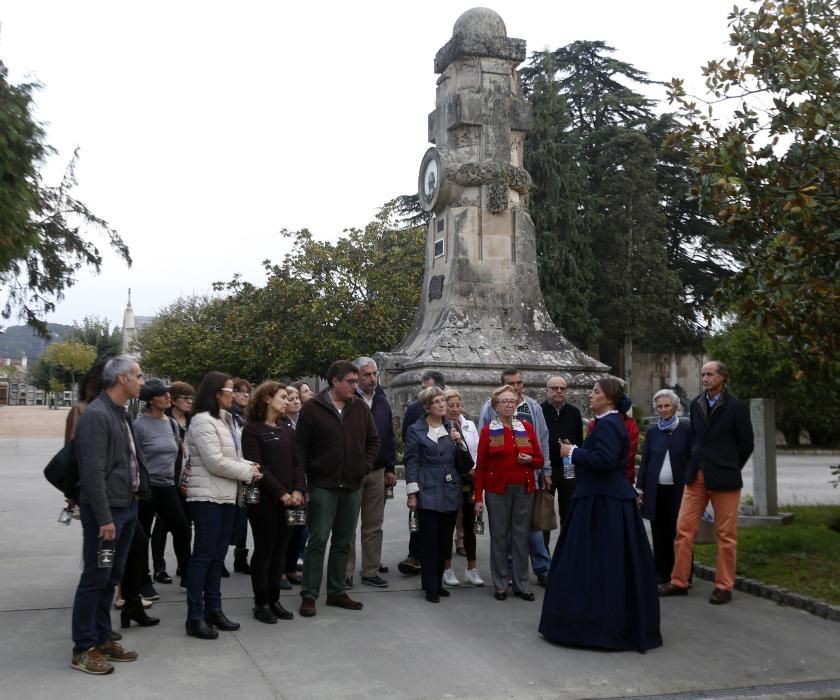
left=538, top=494, right=662, bottom=653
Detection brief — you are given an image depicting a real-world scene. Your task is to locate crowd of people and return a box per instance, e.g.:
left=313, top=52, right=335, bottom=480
left=65, top=355, right=753, bottom=674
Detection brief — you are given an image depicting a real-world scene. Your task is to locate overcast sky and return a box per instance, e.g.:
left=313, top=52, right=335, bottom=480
left=2, top=0, right=739, bottom=329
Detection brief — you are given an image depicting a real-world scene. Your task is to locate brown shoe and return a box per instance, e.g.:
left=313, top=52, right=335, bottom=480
left=658, top=582, right=689, bottom=597
left=71, top=647, right=114, bottom=675
left=709, top=588, right=732, bottom=605
left=299, top=597, right=317, bottom=617
left=97, top=639, right=138, bottom=662
left=326, top=594, right=364, bottom=610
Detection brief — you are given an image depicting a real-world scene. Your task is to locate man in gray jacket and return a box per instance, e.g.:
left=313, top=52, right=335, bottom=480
left=71, top=356, right=148, bottom=674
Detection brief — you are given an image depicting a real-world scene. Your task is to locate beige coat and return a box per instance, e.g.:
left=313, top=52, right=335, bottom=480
left=185, top=410, right=252, bottom=504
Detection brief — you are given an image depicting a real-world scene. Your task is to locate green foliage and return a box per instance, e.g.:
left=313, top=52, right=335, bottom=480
left=521, top=52, right=598, bottom=345
left=706, top=320, right=840, bottom=446
left=48, top=377, right=65, bottom=394
left=67, top=316, right=123, bottom=362
left=0, top=58, right=131, bottom=335
left=694, top=505, right=840, bottom=604
left=521, top=42, right=704, bottom=373
left=138, top=201, right=425, bottom=383
left=40, top=340, right=96, bottom=389
left=667, top=0, right=840, bottom=366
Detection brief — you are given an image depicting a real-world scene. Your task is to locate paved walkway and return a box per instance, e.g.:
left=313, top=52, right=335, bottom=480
left=1, top=408, right=839, bottom=699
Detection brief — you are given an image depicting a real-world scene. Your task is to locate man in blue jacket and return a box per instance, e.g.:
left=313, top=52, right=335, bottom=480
left=659, top=361, right=754, bottom=605
left=346, top=357, right=397, bottom=588
left=71, top=355, right=148, bottom=674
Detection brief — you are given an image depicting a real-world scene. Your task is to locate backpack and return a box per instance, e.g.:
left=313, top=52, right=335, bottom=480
left=44, top=440, right=80, bottom=500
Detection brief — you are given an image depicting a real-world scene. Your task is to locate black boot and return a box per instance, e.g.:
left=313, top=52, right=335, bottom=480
left=120, top=598, right=161, bottom=628
left=205, top=609, right=240, bottom=631
left=186, top=619, right=218, bottom=639
left=233, top=548, right=251, bottom=574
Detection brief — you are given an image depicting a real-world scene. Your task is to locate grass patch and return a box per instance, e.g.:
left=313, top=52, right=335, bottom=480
left=694, top=505, right=840, bottom=605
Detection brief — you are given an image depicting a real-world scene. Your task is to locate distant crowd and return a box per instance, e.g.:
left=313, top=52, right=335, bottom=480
left=63, top=355, right=753, bottom=674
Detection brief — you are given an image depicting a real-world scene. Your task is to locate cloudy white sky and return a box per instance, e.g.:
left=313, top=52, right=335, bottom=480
left=2, top=0, right=739, bottom=328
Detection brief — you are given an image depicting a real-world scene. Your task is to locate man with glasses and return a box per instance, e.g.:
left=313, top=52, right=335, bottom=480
left=296, top=360, right=381, bottom=617
left=229, top=379, right=252, bottom=575
left=478, top=368, right=553, bottom=586
left=540, top=376, right=583, bottom=547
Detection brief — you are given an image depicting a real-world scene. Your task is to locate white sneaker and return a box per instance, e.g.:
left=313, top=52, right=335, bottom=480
left=464, top=568, right=484, bottom=586
left=443, top=568, right=460, bottom=587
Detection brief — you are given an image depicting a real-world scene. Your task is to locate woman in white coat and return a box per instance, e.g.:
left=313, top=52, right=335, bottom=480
left=184, top=372, right=261, bottom=640
left=441, top=389, right=484, bottom=587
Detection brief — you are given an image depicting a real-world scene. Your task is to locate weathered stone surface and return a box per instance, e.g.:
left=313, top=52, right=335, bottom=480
left=377, top=8, right=607, bottom=418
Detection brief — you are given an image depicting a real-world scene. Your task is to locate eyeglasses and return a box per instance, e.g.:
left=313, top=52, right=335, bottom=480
left=234, top=389, right=250, bottom=395
left=220, top=387, right=234, bottom=393
left=343, top=378, right=359, bottom=386
left=547, top=386, right=567, bottom=391
left=498, top=399, right=518, bottom=405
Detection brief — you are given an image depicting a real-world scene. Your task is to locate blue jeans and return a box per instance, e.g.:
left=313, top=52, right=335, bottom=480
left=187, top=501, right=236, bottom=620
left=529, top=530, right=551, bottom=576
left=72, top=501, right=137, bottom=654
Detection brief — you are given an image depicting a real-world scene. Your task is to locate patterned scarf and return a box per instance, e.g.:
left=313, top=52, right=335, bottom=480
left=657, top=415, right=679, bottom=433
left=488, top=418, right=532, bottom=452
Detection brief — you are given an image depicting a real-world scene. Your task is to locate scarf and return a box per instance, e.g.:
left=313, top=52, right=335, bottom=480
left=488, top=418, right=532, bottom=452
left=657, top=415, right=679, bottom=433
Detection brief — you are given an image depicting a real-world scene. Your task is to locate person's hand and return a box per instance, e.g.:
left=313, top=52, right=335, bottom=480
left=384, top=472, right=397, bottom=488
left=250, top=463, right=262, bottom=481
left=291, top=490, right=304, bottom=506
left=517, top=452, right=533, bottom=464
left=468, top=468, right=476, bottom=478
left=560, top=441, right=573, bottom=458
left=450, top=428, right=462, bottom=443
left=543, top=475, right=552, bottom=492
left=99, top=523, right=116, bottom=541
left=636, top=490, right=644, bottom=507
left=65, top=497, right=78, bottom=509
left=407, top=494, right=418, bottom=511
left=473, top=501, right=484, bottom=516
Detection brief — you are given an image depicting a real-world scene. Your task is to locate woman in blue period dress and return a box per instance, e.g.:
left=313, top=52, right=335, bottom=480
left=539, top=377, right=661, bottom=653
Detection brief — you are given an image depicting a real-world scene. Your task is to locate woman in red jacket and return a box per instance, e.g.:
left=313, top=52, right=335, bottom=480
left=474, top=385, right=544, bottom=602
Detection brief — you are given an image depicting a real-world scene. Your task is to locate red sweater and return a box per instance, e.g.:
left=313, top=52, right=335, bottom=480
left=588, top=415, right=639, bottom=484
left=474, top=420, right=544, bottom=502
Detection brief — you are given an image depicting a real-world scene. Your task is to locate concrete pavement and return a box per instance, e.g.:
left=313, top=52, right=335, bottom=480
left=1, top=407, right=839, bottom=699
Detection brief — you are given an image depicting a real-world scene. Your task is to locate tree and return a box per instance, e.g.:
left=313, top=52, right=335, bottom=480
left=138, top=200, right=426, bottom=382
left=706, top=320, right=840, bottom=447
left=521, top=43, right=688, bottom=382
left=0, top=59, right=131, bottom=335
left=68, top=315, right=123, bottom=361
left=667, top=0, right=840, bottom=366
left=41, top=340, right=96, bottom=391
left=521, top=52, right=598, bottom=346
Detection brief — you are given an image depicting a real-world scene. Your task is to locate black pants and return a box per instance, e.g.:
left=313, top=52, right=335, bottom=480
left=231, top=504, right=248, bottom=549
left=447, top=489, right=476, bottom=561
left=151, top=492, right=191, bottom=573
left=248, top=503, right=292, bottom=604
left=544, top=477, right=576, bottom=551
left=121, top=515, right=148, bottom=601
left=652, top=484, right=679, bottom=583
left=417, top=509, right=458, bottom=594
left=144, top=485, right=191, bottom=576
left=284, top=524, right=305, bottom=574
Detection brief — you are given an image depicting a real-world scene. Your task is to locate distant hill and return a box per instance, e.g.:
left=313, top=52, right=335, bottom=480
left=0, top=324, right=74, bottom=360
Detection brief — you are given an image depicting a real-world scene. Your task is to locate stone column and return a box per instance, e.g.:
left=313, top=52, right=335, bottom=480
left=750, top=398, right=778, bottom=517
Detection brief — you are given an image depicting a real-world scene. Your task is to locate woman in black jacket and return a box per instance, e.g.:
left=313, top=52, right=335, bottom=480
left=636, top=389, right=692, bottom=583
left=241, top=382, right=306, bottom=623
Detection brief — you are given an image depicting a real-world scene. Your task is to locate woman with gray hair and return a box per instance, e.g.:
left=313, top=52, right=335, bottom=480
left=636, top=389, right=692, bottom=583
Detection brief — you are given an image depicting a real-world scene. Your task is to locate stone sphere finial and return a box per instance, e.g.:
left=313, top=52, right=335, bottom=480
left=453, top=7, right=507, bottom=37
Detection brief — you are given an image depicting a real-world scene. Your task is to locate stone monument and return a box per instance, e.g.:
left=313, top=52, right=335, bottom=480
left=376, top=7, right=608, bottom=416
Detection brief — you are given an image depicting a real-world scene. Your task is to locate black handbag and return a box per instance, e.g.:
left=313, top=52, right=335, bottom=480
left=44, top=440, right=79, bottom=499
left=452, top=443, right=475, bottom=476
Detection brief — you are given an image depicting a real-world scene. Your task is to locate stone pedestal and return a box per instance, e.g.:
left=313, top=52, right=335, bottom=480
left=740, top=398, right=794, bottom=527
left=376, top=7, right=607, bottom=418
